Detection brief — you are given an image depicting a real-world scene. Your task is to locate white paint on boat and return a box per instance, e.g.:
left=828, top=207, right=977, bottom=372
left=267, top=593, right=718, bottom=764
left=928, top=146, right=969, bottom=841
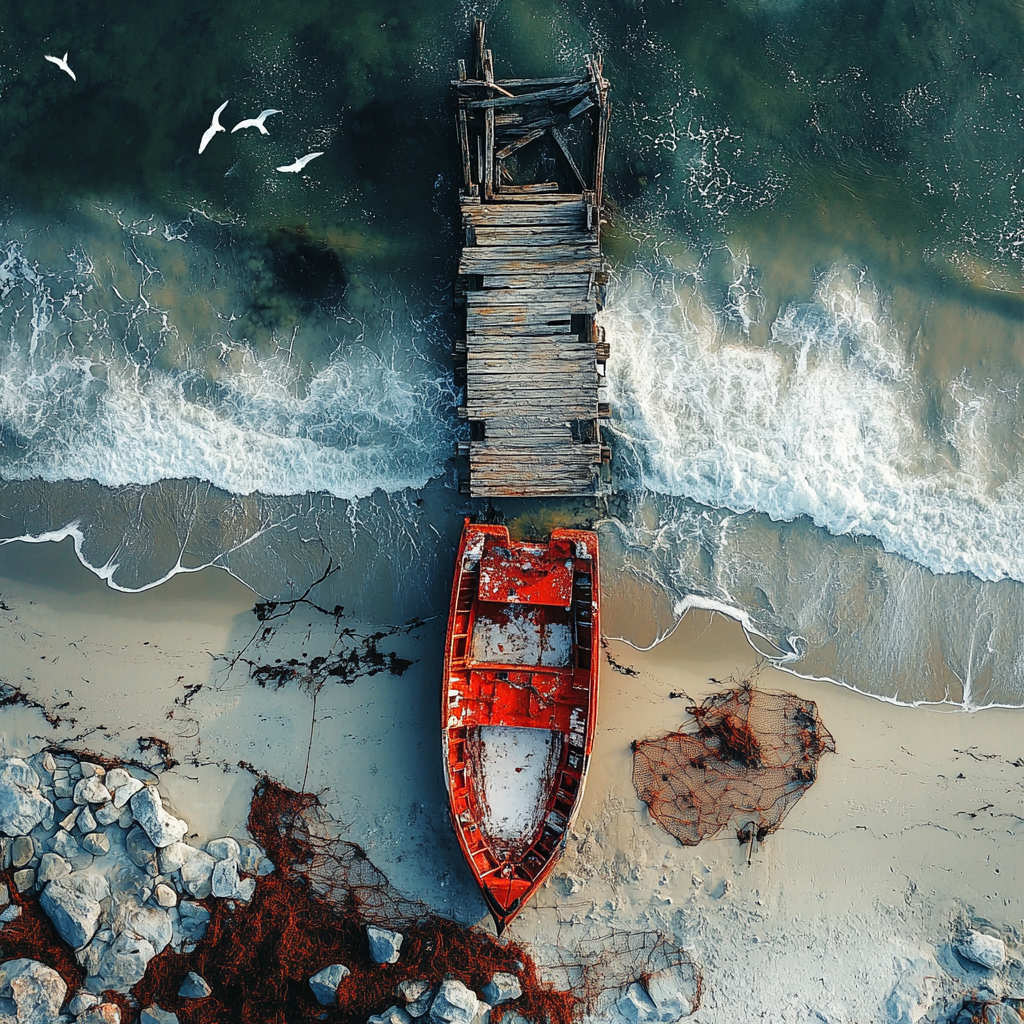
left=470, top=604, right=571, bottom=667
left=473, top=725, right=562, bottom=853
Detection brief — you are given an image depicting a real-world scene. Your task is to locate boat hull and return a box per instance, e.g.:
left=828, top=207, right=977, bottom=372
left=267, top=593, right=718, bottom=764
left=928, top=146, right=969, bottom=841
left=442, top=519, right=599, bottom=933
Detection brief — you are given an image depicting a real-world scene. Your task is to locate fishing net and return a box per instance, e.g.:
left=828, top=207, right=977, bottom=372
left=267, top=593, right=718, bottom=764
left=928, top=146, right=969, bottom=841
left=633, top=684, right=835, bottom=846
left=132, top=779, right=577, bottom=1024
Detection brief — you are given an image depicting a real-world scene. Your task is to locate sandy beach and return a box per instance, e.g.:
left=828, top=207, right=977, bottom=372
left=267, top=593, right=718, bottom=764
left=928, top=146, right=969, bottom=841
left=1, top=538, right=1023, bottom=1022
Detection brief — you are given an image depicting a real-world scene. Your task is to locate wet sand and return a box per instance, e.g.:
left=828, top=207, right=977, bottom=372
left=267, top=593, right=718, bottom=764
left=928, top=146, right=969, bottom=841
left=1, top=540, right=1022, bottom=1022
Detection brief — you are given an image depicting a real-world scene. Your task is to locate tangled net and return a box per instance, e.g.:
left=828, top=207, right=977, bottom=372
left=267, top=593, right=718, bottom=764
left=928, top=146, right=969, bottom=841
left=632, top=685, right=835, bottom=846
left=132, top=780, right=577, bottom=1024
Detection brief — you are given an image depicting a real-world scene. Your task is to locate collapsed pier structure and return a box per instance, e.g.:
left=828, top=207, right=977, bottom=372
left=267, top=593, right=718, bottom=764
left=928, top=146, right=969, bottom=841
left=453, top=21, right=612, bottom=498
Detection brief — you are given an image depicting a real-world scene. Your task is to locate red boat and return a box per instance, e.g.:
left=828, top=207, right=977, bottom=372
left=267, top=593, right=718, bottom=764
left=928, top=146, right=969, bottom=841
left=442, top=519, right=600, bottom=934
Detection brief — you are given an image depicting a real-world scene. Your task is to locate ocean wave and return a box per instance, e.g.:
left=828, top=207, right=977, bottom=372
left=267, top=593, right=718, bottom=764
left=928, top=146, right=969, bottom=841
left=602, top=263, right=1024, bottom=584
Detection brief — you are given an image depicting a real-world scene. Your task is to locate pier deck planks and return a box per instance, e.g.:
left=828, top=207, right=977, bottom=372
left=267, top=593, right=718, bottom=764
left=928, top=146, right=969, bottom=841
left=454, top=20, right=612, bottom=498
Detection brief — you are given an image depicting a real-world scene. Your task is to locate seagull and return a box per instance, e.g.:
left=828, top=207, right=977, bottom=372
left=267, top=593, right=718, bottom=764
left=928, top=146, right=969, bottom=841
left=198, top=100, right=230, bottom=155
left=231, top=109, right=283, bottom=134
left=44, top=52, right=76, bottom=81
left=275, top=152, right=324, bottom=173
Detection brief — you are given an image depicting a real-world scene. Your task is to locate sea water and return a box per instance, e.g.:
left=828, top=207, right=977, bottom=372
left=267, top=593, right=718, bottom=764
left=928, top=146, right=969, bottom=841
left=3, top=0, right=1024, bottom=707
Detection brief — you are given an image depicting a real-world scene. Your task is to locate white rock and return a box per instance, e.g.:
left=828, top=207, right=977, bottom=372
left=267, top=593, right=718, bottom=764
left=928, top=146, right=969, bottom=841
left=368, top=925, right=404, bottom=965
left=178, top=972, right=211, bottom=999
left=308, top=964, right=351, bottom=1005
left=429, top=979, right=482, bottom=1024
left=158, top=842, right=195, bottom=875
left=68, top=990, right=101, bottom=1015
left=103, top=769, right=132, bottom=791
left=77, top=806, right=97, bottom=833
left=80, top=833, right=110, bottom=857
left=73, top=777, right=111, bottom=806
left=112, top=779, right=144, bottom=810
left=180, top=850, right=216, bottom=898
left=41, top=754, right=56, bottom=774
left=39, top=878, right=103, bottom=948
left=957, top=931, right=1007, bottom=969
left=0, top=758, right=52, bottom=837
left=0, top=957, right=67, bottom=1024
left=85, top=931, right=157, bottom=994
left=154, top=884, right=177, bottom=908
left=205, top=837, right=240, bottom=861
left=94, top=804, right=120, bottom=827
left=140, top=1006, right=180, bottom=1024
left=370, top=1008, right=413, bottom=1024
left=36, top=852, right=71, bottom=884
left=211, top=858, right=240, bottom=898
left=130, top=788, right=188, bottom=848
left=481, top=973, right=521, bottom=1006
left=887, top=966, right=939, bottom=1024
left=80, top=763, right=105, bottom=779
left=238, top=843, right=264, bottom=874
left=0, top=906, right=21, bottom=924
left=126, top=905, right=173, bottom=955
left=125, top=828, right=158, bottom=876
left=59, top=807, right=80, bottom=832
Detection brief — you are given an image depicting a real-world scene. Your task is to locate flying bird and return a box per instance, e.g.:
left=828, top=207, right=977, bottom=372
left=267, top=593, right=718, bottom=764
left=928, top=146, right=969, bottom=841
left=44, top=52, right=76, bottom=81
left=198, top=100, right=230, bottom=155
left=275, top=152, right=324, bottom=173
left=231, top=109, right=283, bottom=134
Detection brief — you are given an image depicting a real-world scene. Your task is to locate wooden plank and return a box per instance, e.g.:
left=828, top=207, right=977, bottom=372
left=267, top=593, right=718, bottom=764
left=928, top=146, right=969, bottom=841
left=479, top=192, right=586, bottom=203
left=458, top=109, right=473, bottom=190
left=465, top=84, right=592, bottom=110
left=479, top=272, right=592, bottom=289
left=463, top=205, right=587, bottom=227
left=550, top=125, right=588, bottom=191
left=494, top=128, right=546, bottom=160
left=484, top=107, right=495, bottom=198
left=470, top=226, right=596, bottom=246
left=495, top=182, right=560, bottom=194
left=452, top=75, right=589, bottom=89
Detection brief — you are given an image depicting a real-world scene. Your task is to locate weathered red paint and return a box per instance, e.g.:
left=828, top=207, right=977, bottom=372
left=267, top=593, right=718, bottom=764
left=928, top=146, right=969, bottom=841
left=442, top=518, right=600, bottom=934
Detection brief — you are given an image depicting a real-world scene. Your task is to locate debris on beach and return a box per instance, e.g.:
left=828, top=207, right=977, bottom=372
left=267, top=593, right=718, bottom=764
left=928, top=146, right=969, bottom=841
left=631, top=685, right=836, bottom=847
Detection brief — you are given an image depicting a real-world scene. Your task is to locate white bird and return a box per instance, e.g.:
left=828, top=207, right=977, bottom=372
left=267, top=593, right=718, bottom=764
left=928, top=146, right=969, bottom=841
left=44, top=52, right=76, bottom=81
left=275, top=152, right=324, bottom=173
left=198, top=100, right=230, bottom=155
left=231, top=109, right=282, bottom=134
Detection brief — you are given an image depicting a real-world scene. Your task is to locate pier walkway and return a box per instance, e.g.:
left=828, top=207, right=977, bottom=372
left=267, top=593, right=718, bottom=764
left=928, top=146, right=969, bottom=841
left=453, top=22, right=611, bottom=498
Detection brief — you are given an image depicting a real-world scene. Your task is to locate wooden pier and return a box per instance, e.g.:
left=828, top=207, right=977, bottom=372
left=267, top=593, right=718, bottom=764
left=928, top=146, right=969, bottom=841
left=453, top=21, right=612, bottom=498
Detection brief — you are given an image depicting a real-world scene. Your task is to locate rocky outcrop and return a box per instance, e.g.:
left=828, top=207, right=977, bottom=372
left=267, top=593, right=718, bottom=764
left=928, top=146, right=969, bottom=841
left=0, top=958, right=67, bottom=1024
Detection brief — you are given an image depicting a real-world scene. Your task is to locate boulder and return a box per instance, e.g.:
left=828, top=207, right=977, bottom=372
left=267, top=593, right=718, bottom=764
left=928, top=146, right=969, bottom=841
left=157, top=842, right=194, bottom=875
left=0, top=882, right=8, bottom=905
left=51, top=830, right=92, bottom=872
left=153, top=884, right=177, bottom=908
left=103, top=769, right=132, bottom=792
left=369, top=1008, right=413, bottom=1024
left=205, top=838, right=240, bottom=861
left=80, top=763, right=105, bottom=780
left=0, top=759, right=52, bottom=837
left=238, top=843, right=264, bottom=874
left=112, top=780, right=143, bottom=810
left=429, top=980, right=484, bottom=1024
left=12, top=870, right=35, bottom=894
left=77, top=807, right=98, bottom=834
left=618, top=981, right=659, bottom=1023
left=308, top=964, right=351, bottom=1005
left=125, top=829, right=159, bottom=877
left=368, top=925, right=404, bottom=965
left=130, top=788, right=188, bottom=848
left=85, top=932, right=156, bottom=994
left=210, top=859, right=256, bottom=902
left=140, top=1006, right=180, bottom=1024
left=67, top=990, right=100, bottom=1015
left=173, top=902, right=210, bottom=952
left=126, top=905, right=173, bottom=955
left=80, top=833, right=110, bottom=857
left=73, top=777, right=111, bottom=806
left=36, top=853, right=71, bottom=885
left=481, top=973, right=521, bottom=1006
left=178, top=972, right=211, bottom=999
left=179, top=849, right=216, bottom=898
left=10, top=837, right=34, bottom=870
left=956, top=931, right=1006, bottom=969
left=644, top=963, right=700, bottom=1020
left=39, top=878, right=102, bottom=948
left=0, top=957, right=67, bottom=1024
left=94, top=804, right=120, bottom=828
left=0, top=906, right=22, bottom=925
left=78, top=1003, right=121, bottom=1024
left=398, top=980, right=433, bottom=1018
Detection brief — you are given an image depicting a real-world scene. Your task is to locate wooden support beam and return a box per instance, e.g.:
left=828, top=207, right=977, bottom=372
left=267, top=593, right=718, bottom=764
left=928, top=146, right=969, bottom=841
left=549, top=126, right=588, bottom=191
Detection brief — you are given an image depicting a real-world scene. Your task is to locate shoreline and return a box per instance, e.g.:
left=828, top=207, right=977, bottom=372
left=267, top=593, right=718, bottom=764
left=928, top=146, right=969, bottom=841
left=1, top=537, right=1023, bottom=1022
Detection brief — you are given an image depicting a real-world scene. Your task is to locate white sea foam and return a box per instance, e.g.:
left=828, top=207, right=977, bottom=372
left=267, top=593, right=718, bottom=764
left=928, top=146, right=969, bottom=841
left=0, top=225, right=458, bottom=501
left=603, top=265, right=1024, bottom=584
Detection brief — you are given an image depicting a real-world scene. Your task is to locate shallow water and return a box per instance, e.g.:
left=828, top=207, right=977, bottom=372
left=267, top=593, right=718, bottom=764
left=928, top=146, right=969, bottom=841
left=4, top=0, right=1024, bottom=706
